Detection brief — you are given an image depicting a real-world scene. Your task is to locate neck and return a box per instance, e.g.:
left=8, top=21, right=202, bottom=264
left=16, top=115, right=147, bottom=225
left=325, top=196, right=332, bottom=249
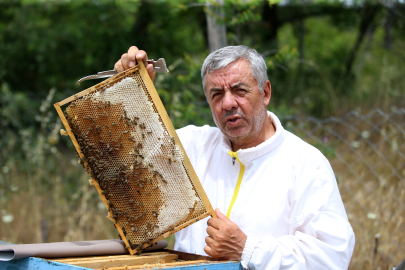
left=231, top=114, right=275, bottom=151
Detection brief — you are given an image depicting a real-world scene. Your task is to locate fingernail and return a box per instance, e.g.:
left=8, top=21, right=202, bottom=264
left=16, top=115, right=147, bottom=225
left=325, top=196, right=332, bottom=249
left=129, top=61, right=134, bottom=67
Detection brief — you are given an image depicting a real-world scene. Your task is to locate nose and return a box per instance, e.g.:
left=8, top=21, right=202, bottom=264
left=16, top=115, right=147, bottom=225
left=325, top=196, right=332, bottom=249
left=221, top=91, right=238, bottom=111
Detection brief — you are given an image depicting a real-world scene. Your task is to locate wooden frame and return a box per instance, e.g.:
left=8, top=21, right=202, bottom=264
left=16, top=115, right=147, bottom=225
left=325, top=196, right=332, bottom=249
left=54, top=62, right=216, bottom=255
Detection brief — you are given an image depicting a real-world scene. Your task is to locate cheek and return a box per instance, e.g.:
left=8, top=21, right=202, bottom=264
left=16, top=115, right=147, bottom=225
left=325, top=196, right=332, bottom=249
left=214, top=106, right=224, bottom=120
left=236, top=98, right=253, bottom=115
left=209, top=102, right=222, bottom=120
left=241, top=96, right=263, bottom=113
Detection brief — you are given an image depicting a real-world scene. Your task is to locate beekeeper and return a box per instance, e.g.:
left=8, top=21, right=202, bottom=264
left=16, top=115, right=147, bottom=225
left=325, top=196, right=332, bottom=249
left=114, top=45, right=355, bottom=269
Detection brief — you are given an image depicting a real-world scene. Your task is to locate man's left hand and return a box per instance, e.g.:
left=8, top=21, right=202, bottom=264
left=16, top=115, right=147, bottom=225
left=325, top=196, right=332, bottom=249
left=204, top=208, right=247, bottom=261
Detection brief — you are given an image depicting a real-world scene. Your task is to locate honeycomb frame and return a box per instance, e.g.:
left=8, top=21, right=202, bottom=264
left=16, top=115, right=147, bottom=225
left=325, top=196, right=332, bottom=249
left=54, top=62, right=216, bottom=255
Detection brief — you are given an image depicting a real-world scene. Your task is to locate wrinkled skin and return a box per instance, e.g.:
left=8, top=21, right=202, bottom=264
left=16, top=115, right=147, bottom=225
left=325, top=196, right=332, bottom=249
left=115, top=48, right=275, bottom=261
left=205, top=58, right=274, bottom=151
left=204, top=208, right=248, bottom=261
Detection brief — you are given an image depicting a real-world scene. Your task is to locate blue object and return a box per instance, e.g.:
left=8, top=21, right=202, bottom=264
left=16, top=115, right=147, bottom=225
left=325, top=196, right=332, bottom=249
left=0, top=257, right=90, bottom=269
left=0, top=257, right=242, bottom=270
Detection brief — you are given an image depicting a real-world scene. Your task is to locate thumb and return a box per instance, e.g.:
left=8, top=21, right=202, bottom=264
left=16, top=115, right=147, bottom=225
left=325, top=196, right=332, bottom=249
left=215, top=208, right=229, bottom=221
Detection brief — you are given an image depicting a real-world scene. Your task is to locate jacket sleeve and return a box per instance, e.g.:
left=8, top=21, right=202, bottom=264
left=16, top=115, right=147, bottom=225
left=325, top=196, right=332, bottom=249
left=241, top=146, right=355, bottom=270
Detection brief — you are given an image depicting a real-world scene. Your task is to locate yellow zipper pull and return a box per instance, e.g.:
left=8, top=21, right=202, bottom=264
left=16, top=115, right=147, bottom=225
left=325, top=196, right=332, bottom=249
left=226, top=151, right=245, bottom=218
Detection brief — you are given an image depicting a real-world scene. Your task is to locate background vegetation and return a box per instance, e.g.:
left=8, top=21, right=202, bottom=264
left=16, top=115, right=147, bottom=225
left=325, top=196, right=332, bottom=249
left=1, top=0, right=404, bottom=269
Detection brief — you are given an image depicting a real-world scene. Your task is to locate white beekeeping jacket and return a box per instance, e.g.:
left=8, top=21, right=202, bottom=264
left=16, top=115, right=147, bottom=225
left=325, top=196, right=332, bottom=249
left=174, top=111, right=355, bottom=270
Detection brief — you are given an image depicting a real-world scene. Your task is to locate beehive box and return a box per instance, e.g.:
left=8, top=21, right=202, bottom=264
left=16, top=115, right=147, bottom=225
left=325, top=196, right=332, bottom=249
left=0, top=251, right=242, bottom=270
left=54, top=62, right=216, bottom=255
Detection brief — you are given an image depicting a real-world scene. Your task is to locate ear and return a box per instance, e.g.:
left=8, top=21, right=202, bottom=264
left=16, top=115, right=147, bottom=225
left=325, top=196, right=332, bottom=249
left=262, top=80, right=271, bottom=106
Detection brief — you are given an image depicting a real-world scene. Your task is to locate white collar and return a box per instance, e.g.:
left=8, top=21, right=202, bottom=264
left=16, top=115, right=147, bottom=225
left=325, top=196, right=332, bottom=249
left=220, top=111, right=286, bottom=164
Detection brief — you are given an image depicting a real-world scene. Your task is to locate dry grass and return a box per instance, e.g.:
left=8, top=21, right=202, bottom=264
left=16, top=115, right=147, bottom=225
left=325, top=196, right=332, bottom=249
left=285, top=109, right=405, bottom=269
left=0, top=160, right=116, bottom=244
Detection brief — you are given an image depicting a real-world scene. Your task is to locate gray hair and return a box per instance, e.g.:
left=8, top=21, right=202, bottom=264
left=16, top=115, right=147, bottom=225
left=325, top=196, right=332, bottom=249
left=201, top=45, right=268, bottom=93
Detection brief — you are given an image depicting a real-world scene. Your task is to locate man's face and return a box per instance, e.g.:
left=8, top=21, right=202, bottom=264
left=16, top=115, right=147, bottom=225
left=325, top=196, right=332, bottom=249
left=205, top=59, right=270, bottom=145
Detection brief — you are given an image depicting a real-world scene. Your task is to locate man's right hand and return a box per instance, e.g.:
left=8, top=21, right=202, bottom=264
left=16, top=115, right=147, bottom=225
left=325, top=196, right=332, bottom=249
left=114, top=46, right=156, bottom=82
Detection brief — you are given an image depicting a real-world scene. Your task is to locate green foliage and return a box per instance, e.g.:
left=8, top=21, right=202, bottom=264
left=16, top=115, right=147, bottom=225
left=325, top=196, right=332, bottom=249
left=2, top=0, right=404, bottom=132
left=155, top=53, right=214, bottom=128
left=223, top=0, right=262, bottom=26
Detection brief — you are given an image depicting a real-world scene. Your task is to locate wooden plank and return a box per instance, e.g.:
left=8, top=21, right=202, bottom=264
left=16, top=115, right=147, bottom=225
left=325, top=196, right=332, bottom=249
left=165, top=250, right=215, bottom=261
left=139, top=62, right=217, bottom=220
left=52, top=252, right=171, bottom=263
left=137, top=251, right=171, bottom=257
left=53, top=253, right=173, bottom=263
left=100, top=260, right=210, bottom=269
left=59, top=254, right=178, bottom=269
left=53, top=255, right=134, bottom=263
left=153, top=261, right=241, bottom=270
left=100, top=260, right=241, bottom=270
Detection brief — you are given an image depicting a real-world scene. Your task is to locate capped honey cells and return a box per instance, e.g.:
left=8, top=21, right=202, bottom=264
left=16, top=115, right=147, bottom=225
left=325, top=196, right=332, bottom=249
left=55, top=64, right=215, bottom=254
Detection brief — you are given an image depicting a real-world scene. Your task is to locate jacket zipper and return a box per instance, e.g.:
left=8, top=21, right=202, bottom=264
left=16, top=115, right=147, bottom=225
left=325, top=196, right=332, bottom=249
left=226, top=151, right=245, bottom=219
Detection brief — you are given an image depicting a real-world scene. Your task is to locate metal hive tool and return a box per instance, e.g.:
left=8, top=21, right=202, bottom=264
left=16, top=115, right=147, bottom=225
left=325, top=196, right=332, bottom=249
left=54, top=62, right=216, bottom=255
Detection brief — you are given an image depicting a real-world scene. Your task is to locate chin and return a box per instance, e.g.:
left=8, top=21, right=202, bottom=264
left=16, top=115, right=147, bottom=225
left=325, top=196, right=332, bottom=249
left=213, top=116, right=250, bottom=139
left=222, top=127, right=250, bottom=140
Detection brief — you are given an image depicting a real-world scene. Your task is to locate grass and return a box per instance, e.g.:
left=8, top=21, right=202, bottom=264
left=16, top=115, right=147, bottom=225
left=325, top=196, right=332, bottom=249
left=283, top=108, right=405, bottom=269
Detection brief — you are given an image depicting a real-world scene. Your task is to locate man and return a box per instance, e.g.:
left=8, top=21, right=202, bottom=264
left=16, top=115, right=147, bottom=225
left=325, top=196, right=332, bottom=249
left=114, top=45, right=355, bottom=269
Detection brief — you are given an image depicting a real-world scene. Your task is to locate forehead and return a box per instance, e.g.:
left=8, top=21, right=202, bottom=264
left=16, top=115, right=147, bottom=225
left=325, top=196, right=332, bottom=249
left=205, top=59, right=256, bottom=88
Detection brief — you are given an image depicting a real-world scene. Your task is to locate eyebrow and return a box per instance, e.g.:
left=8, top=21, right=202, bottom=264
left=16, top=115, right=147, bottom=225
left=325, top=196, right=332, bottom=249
left=209, top=83, right=249, bottom=95
left=231, top=82, right=248, bottom=89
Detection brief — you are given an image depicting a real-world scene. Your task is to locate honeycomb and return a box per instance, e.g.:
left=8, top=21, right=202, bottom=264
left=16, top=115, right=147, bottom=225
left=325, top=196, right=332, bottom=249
left=55, top=64, right=213, bottom=254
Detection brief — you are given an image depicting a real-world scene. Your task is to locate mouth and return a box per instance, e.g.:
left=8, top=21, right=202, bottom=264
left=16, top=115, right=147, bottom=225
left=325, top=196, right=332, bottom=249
left=225, top=115, right=240, bottom=122
left=224, top=115, right=242, bottom=127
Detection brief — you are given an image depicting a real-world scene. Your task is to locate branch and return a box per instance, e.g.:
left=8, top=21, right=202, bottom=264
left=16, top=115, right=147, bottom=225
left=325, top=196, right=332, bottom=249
left=344, top=3, right=382, bottom=78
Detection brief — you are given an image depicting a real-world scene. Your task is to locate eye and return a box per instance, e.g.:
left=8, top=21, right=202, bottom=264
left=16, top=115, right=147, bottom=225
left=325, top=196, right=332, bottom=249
left=237, top=88, right=246, bottom=94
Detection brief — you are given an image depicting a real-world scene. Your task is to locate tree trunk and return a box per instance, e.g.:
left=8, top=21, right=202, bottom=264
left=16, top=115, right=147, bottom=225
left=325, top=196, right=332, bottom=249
left=345, top=3, right=381, bottom=78
left=384, top=8, right=393, bottom=50
left=261, top=3, right=279, bottom=49
left=298, top=17, right=305, bottom=69
left=206, top=0, right=227, bottom=52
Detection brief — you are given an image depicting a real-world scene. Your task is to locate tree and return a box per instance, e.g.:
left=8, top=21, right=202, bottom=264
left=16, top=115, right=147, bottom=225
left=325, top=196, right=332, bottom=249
left=206, top=0, right=227, bottom=51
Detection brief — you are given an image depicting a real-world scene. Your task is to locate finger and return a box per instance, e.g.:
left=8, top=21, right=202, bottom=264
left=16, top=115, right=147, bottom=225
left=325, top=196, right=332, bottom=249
left=207, top=217, right=222, bottom=230
left=127, top=46, right=140, bottom=67
left=135, top=50, right=148, bottom=66
left=205, top=236, right=216, bottom=246
left=215, top=208, right=230, bottom=222
left=127, top=46, right=148, bottom=66
left=146, top=63, right=156, bottom=82
left=207, top=226, right=226, bottom=242
left=206, top=224, right=219, bottom=237
left=114, top=60, right=125, bottom=73
left=121, top=53, right=130, bottom=70
left=204, top=245, right=214, bottom=257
